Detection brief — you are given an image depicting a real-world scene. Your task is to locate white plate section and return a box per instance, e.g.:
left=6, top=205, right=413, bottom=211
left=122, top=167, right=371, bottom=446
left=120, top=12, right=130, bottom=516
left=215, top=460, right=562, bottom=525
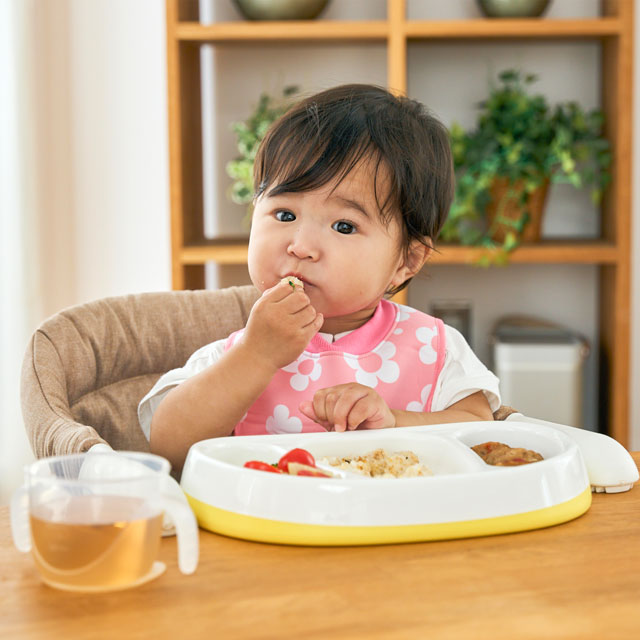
left=504, top=415, right=639, bottom=492
left=180, top=423, right=590, bottom=528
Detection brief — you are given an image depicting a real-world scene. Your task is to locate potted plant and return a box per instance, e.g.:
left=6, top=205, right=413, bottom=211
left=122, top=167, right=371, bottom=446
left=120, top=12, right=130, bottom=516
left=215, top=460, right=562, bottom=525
left=226, top=85, right=299, bottom=225
left=440, top=69, right=611, bottom=263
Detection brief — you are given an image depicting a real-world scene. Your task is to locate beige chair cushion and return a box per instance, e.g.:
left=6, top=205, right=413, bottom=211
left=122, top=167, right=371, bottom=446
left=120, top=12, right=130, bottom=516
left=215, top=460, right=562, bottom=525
left=21, top=286, right=260, bottom=458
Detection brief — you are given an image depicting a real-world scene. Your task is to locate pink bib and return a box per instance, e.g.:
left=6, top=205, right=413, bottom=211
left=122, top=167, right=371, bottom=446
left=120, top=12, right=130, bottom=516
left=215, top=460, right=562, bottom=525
left=224, top=300, right=446, bottom=435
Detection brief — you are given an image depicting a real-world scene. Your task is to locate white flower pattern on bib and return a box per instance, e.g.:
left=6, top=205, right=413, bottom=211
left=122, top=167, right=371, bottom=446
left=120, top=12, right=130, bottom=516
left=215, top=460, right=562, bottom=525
left=396, top=306, right=416, bottom=323
left=416, top=326, right=438, bottom=365
left=265, top=404, right=303, bottom=434
left=406, top=384, right=433, bottom=412
left=343, top=341, right=400, bottom=388
left=282, top=355, right=322, bottom=391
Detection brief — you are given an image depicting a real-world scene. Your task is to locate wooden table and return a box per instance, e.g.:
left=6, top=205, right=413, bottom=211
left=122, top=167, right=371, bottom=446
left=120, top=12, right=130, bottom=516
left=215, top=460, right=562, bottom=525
left=1, top=454, right=639, bottom=640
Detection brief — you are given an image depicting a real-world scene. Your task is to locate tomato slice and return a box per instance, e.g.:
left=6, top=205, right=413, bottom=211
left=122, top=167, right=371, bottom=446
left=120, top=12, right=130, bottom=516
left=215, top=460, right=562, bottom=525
left=277, top=448, right=316, bottom=472
left=287, top=462, right=332, bottom=477
left=243, top=460, right=283, bottom=473
left=296, top=468, right=332, bottom=478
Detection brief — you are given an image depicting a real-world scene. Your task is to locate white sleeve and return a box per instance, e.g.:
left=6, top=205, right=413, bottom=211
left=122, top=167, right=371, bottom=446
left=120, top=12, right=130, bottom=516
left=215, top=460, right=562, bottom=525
left=137, top=338, right=227, bottom=441
left=431, top=325, right=501, bottom=413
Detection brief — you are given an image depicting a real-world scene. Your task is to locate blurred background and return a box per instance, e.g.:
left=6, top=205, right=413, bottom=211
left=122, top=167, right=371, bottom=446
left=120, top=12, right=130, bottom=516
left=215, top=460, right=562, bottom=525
left=2, top=0, right=639, bottom=503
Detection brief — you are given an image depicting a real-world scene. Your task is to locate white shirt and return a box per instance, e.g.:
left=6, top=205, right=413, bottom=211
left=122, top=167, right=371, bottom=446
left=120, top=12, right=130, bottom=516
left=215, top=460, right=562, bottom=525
left=138, top=325, right=500, bottom=440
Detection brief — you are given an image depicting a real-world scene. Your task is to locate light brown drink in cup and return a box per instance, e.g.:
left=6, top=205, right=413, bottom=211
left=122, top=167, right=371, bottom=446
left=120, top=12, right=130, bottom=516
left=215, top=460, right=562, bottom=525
left=11, top=451, right=199, bottom=592
left=30, top=495, right=163, bottom=590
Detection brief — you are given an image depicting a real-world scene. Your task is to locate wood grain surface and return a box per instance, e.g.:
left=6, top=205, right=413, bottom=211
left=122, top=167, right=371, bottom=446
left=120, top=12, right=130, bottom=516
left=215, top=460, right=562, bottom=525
left=1, top=453, right=638, bottom=640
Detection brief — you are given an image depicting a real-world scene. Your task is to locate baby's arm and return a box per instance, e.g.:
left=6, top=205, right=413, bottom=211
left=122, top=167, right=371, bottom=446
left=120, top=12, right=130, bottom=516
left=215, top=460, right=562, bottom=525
left=150, top=281, right=323, bottom=470
left=299, top=385, right=492, bottom=432
left=392, top=391, right=494, bottom=426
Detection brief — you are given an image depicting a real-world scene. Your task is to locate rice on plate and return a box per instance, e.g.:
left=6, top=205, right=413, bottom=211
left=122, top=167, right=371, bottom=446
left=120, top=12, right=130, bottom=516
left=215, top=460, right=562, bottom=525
left=320, top=448, right=432, bottom=478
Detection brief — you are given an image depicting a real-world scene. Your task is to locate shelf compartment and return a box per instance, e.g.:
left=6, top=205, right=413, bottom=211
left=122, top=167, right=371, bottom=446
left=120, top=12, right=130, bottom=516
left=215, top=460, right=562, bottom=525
left=180, top=241, right=619, bottom=266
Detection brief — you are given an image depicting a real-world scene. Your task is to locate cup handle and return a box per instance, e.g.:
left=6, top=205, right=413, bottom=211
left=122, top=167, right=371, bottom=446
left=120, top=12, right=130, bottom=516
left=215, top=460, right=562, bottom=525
left=10, top=485, right=31, bottom=553
left=159, top=494, right=199, bottom=575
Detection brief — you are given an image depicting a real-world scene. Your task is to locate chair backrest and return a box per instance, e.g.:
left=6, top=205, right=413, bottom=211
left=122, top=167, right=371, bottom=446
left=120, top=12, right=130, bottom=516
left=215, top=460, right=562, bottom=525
left=21, top=286, right=260, bottom=458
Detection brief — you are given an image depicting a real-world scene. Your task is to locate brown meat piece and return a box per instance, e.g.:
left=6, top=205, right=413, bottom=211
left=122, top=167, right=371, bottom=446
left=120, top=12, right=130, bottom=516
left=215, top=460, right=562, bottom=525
left=471, top=441, right=543, bottom=466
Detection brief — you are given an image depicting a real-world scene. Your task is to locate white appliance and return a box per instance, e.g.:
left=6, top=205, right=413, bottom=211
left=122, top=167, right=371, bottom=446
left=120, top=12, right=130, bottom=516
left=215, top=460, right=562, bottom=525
left=491, top=317, right=589, bottom=427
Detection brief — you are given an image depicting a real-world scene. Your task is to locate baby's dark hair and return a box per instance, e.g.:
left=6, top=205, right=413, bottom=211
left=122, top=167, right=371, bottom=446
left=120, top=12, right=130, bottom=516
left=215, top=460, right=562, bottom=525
left=253, top=84, right=454, bottom=293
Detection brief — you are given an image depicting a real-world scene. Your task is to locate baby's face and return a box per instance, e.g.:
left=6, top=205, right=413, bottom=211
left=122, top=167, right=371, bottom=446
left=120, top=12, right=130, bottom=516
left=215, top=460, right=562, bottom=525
left=248, top=161, right=413, bottom=329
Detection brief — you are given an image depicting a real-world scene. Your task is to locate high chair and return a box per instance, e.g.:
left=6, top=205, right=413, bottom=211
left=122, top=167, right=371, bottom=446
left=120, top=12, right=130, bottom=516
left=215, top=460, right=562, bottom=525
left=21, top=286, right=260, bottom=457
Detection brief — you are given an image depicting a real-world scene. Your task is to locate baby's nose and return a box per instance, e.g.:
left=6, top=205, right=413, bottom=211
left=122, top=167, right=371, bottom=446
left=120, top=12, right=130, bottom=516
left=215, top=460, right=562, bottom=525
left=287, top=229, right=319, bottom=260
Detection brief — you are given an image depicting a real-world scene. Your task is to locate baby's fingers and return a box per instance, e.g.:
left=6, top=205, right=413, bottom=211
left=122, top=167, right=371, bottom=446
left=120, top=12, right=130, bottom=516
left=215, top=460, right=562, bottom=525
left=312, top=388, right=336, bottom=427
left=325, top=384, right=369, bottom=431
left=345, top=396, right=387, bottom=430
left=299, top=400, right=333, bottom=431
left=302, top=388, right=343, bottom=431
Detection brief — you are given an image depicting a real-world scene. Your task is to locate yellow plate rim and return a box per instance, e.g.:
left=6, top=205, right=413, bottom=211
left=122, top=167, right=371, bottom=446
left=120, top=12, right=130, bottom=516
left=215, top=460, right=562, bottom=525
left=186, top=487, right=592, bottom=546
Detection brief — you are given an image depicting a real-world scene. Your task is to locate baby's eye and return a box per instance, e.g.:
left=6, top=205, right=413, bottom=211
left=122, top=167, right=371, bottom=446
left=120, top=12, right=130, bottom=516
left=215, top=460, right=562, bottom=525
left=275, top=210, right=296, bottom=222
left=332, top=220, right=357, bottom=235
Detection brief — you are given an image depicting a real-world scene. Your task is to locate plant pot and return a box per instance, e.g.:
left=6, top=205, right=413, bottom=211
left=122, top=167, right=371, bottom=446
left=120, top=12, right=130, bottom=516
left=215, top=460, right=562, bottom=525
left=486, top=177, right=550, bottom=243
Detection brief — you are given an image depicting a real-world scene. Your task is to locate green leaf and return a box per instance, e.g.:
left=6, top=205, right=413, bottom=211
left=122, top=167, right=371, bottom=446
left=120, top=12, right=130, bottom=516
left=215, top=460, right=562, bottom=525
left=503, top=232, right=519, bottom=252
left=225, top=86, right=300, bottom=214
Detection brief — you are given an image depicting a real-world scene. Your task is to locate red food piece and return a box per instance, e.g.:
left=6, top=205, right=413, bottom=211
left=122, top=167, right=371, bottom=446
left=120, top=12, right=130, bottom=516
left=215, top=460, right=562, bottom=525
left=288, top=463, right=332, bottom=477
left=244, top=460, right=283, bottom=473
left=277, top=448, right=316, bottom=472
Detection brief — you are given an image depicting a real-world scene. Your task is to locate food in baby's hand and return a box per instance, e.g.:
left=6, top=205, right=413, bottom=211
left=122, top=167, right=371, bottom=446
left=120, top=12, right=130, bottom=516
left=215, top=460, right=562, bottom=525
left=320, top=448, right=432, bottom=478
left=281, top=275, right=304, bottom=290
left=471, top=441, right=543, bottom=466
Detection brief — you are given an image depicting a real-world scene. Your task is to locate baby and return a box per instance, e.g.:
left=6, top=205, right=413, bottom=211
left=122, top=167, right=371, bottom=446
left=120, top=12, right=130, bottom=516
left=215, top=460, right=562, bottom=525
left=140, top=84, right=500, bottom=470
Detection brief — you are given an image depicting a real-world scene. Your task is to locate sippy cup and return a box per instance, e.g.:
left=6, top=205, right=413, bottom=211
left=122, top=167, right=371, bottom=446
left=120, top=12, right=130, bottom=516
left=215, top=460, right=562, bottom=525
left=11, top=451, right=199, bottom=592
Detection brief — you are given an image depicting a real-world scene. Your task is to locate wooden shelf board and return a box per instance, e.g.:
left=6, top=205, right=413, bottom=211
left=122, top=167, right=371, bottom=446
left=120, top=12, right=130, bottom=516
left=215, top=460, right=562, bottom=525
left=174, top=18, right=621, bottom=43
left=175, top=21, right=389, bottom=42
left=181, top=243, right=249, bottom=265
left=180, top=241, right=618, bottom=266
left=405, top=17, right=621, bottom=39
left=432, top=242, right=618, bottom=265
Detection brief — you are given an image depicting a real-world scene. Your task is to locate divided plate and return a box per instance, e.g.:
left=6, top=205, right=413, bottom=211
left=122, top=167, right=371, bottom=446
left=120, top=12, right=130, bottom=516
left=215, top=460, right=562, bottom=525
left=180, top=421, right=591, bottom=546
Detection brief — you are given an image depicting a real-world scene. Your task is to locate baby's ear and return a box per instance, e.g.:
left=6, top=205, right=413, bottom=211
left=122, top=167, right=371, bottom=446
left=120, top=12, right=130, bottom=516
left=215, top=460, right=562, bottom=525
left=404, top=238, right=432, bottom=277
left=391, top=239, right=432, bottom=289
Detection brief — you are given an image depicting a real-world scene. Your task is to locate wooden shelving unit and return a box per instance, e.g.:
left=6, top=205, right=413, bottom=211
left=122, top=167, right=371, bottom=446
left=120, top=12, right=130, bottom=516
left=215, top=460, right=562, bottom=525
left=165, top=0, right=633, bottom=445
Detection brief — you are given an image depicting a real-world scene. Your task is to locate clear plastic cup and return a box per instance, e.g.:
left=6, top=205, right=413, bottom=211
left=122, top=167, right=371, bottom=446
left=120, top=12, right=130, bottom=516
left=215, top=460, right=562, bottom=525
left=11, top=451, right=198, bottom=592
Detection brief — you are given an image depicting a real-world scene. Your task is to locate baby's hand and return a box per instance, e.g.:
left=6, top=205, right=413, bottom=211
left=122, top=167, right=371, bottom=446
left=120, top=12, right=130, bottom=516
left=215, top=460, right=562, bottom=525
left=240, top=280, right=323, bottom=370
left=299, top=383, right=396, bottom=432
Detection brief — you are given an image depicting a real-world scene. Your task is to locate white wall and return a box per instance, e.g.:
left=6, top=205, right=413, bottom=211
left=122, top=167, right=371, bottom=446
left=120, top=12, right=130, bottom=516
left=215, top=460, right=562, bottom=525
left=0, top=0, right=170, bottom=503
left=67, top=0, right=171, bottom=303
left=1, top=0, right=638, bottom=502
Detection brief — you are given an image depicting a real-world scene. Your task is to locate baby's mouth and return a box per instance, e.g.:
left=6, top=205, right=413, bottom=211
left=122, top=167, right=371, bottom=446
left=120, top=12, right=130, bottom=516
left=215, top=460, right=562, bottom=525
left=282, top=273, right=312, bottom=288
